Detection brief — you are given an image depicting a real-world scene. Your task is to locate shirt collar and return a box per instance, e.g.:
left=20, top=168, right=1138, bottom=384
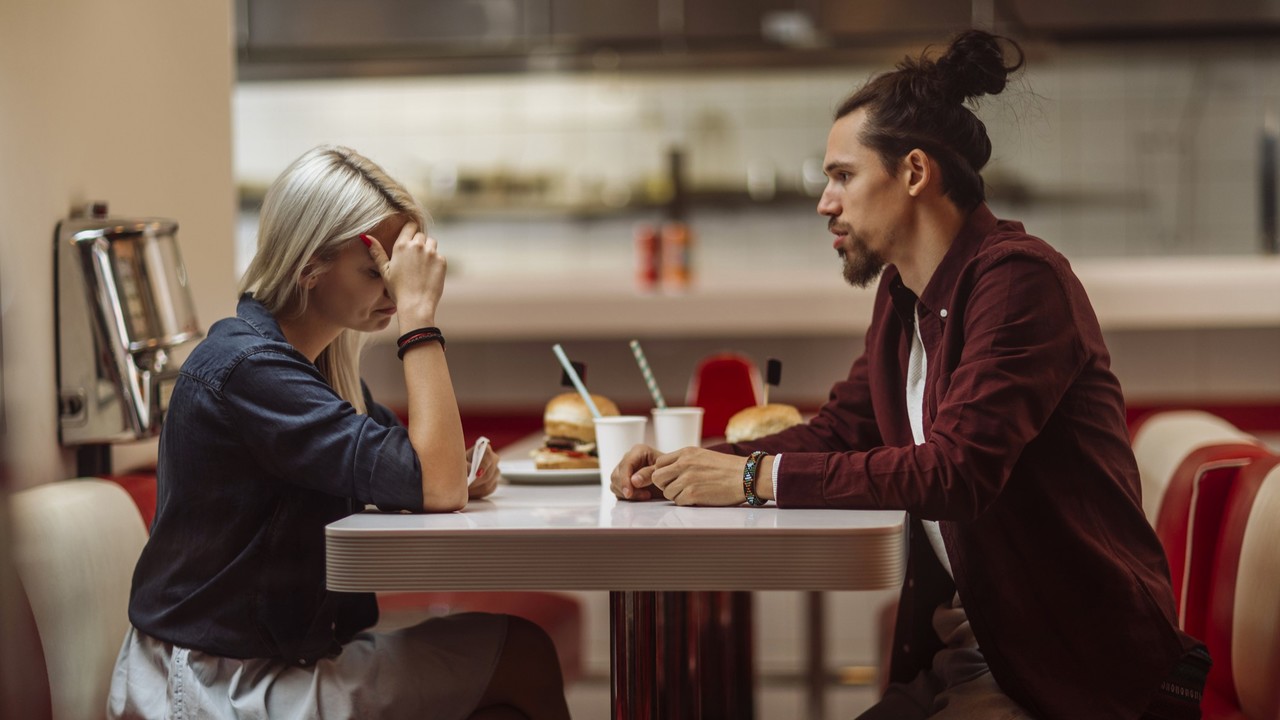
left=236, top=293, right=289, bottom=344
left=917, top=203, right=999, bottom=315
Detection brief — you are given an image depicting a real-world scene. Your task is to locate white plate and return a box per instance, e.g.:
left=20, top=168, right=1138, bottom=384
left=500, top=459, right=600, bottom=485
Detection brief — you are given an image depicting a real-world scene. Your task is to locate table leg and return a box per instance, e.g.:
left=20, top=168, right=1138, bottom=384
left=610, top=591, right=655, bottom=719
left=611, top=590, right=755, bottom=719
left=658, top=591, right=696, bottom=715
left=805, top=590, right=827, bottom=720
left=687, top=591, right=754, bottom=719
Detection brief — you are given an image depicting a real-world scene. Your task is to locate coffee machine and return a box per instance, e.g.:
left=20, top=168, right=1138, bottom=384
left=54, top=202, right=202, bottom=475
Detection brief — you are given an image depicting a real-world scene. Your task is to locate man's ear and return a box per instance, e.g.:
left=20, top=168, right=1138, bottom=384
left=903, top=148, right=931, bottom=197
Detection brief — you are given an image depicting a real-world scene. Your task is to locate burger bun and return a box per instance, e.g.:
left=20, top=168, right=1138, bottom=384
left=725, top=403, right=803, bottom=443
left=543, top=392, right=619, bottom=443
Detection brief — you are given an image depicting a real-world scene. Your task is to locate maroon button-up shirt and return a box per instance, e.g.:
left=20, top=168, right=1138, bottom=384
left=721, top=205, right=1199, bottom=719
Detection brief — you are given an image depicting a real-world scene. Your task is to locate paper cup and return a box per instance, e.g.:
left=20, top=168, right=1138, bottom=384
left=593, top=416, right=648, bottom=488
left=651, top=407, right=705, bottom=453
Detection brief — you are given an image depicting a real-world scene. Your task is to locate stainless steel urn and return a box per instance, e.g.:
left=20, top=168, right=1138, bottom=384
left=55, top=203, right=202, bottom=449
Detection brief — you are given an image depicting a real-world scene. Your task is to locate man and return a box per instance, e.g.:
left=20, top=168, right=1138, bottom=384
left=611, top=30, right=1208, bottom=720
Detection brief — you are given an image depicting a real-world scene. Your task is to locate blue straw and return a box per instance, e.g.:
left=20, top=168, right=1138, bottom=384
left=551, top=344, right=602, bottom=418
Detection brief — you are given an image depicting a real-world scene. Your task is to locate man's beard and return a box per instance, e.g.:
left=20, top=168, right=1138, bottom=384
left=838, top=233, right=887, bottom=288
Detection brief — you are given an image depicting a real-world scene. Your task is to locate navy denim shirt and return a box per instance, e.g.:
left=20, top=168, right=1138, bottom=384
left=128, top=295, right=424, bottom=664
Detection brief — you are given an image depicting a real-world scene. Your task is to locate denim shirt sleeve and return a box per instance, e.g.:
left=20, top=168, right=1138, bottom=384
left=222, top=349, right=424, bottom=511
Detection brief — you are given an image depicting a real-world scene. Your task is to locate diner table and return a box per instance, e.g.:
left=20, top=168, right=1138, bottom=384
left=326, top=481, right=905, bottom=718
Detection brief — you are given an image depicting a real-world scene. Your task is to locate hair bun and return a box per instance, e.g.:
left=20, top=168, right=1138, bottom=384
left=933, top=29, right=1023, bottom=104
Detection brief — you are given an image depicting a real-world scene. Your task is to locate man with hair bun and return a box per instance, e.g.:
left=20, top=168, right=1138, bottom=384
left=611, top=30, right=1207, bottom=719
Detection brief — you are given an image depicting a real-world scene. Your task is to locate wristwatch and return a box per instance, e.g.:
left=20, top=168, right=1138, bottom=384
left=743, top=451, right=768, bottom=506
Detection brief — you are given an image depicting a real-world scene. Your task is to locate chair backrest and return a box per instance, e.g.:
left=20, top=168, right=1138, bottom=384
left=1203, top=454, right=1280, bottom=718
left=685, top=353, right=762, bottom=439
left=1157, top=444, right=1269, bottom=637
left=11, top=479, right=148, bottom=720
left=1132, top=410, right=1257, bottom=522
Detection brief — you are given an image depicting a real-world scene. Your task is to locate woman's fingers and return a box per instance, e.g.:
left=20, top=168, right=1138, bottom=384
left=361, top=233, right=390, bottom=268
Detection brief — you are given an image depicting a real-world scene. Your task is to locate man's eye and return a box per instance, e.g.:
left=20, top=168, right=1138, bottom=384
left=367, top=269, right=381, bottom=279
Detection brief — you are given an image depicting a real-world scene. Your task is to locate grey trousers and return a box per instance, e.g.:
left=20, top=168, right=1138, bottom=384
left=857, top=596, right=1035, bottom=720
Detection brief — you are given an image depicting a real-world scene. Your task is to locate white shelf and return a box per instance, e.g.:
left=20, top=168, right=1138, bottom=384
left=380, top=255, right=1280, bottom=341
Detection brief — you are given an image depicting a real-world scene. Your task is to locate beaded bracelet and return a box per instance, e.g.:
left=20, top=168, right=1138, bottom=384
left=396, top=327, right=446, bottom=359
left=743, top=450, right=768, bottom=506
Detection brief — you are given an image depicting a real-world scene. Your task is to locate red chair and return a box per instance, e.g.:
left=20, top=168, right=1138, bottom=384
left=1132, top=410, right=1260, bottom=523
left=1130, top=411, right=1267, bottom=633
left=1154, top=442, right=1269, bottom=636
left=686, top=353, right=762, bottom=439
left=1201, top=454, right=1280, bottom=719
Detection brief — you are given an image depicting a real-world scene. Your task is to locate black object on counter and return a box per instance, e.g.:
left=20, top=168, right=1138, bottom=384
left=1262, top=122, right=1278, bottom=254
left=561, top=361, right=586, bottom=388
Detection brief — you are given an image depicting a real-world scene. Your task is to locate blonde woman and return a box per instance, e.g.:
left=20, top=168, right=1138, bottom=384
left=108, top=146, right=570, bottom=720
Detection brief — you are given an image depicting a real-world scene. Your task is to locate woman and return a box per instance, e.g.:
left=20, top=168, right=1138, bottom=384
left=109, top=146, right=571, bottom=720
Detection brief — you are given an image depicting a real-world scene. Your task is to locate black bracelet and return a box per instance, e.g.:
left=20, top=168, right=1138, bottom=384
left=397, top=327, right=442, bottom=346
left=396, top=328, right=446, bottom=359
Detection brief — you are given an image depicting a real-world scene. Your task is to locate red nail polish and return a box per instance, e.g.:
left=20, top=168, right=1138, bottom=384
left=359, top=234, right=373, bottom=247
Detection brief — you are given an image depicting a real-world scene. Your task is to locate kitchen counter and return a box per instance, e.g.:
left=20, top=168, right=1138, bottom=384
left=384, top=255, right=1280, bottom=341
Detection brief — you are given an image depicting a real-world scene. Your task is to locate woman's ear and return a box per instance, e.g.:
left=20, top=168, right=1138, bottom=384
left=299, top=262, right=320, bottom=289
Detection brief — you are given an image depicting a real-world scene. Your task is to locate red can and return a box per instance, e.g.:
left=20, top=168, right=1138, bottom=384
left=634, top=223, right=660, bottom=292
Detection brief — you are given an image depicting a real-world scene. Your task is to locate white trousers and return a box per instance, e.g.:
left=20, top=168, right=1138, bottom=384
left=107, top=613, right=507, bottom=720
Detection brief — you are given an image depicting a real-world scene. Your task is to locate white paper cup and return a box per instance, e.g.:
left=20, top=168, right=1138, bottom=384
left=593, top=416, right=648, bottom=488
left=651, top=407, right=705, bottom=453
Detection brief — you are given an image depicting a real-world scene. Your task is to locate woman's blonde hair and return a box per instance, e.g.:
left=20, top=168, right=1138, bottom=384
left=240, top=145, right=426, bottom=414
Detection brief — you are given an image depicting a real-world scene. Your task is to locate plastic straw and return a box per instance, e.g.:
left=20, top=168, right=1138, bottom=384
left=551, top=344, right=602, bottom=418
left=629, top=340, right=667, bottom=409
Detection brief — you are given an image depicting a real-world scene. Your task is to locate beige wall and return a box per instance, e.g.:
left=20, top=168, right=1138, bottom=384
left=0, top=2, right=237, bottom=488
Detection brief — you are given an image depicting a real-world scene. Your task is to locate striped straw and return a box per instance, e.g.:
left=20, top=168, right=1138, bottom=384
left=629, top=339, right=667, bottom=409
left=551, top=344, right=602, bottom=418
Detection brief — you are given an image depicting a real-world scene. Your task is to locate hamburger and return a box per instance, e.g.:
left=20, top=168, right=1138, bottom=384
left=725, top=403, right=804, bottom=443
left=532, top=392, right=620, bottom=470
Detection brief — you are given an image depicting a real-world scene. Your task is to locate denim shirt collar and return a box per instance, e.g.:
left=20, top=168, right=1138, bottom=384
left=236, top=293, right=289, bottom=345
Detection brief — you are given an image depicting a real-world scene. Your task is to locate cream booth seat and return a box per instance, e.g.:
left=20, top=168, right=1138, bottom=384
left=11, top=478, right=148, bottom=720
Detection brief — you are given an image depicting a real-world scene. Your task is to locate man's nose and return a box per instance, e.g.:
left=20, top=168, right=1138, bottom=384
left=817, top=186, right=839, bottom=216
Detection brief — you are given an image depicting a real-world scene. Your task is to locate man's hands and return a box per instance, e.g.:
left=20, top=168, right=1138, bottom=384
left=611, top=445, right=764, bottom=506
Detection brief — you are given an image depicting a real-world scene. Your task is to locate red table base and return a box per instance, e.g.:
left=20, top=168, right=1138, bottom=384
left=611, top=591, right=754, bottom=719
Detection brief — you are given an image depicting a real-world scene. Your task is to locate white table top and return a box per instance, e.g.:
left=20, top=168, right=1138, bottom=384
left=326, top=484, right=905, bottom=592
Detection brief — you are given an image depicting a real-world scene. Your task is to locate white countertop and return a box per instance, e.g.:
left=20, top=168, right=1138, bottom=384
left=401, top=255, right=1280, bottom=340
left=325, top=484, right=906, bottom=592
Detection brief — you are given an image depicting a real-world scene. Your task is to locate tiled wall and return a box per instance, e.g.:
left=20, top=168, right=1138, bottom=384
left=236, top=37, right=1280, bottom=283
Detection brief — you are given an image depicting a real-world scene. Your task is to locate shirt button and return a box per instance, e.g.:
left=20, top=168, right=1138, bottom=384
left=298, top=658, right=308, bottom=665
left=902, top=644, right=911, bottom=653
left=939, top=308, right=949, bottom=318
left=907, top=578, right=915, bottom=589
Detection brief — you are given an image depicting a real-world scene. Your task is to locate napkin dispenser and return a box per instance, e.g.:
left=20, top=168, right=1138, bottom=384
left=55, top=203, right=202, bottom=447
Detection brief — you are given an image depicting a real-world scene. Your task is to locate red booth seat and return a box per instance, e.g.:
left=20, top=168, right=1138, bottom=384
left=1200, top=455, right=1280, bottom=719
left=1154, top=444, right=1270, bottom=637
